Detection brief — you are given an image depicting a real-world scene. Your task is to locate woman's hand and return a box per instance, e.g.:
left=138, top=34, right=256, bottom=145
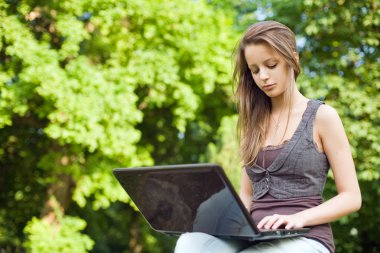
left=257, top=213, right=305, bottom=230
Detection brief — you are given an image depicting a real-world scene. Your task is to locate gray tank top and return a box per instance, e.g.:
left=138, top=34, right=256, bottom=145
left=251, top=146, right=335, bottom=253
left=246, top=99, right=330, bottom=200
left=246, top=99, right=334, bottom=252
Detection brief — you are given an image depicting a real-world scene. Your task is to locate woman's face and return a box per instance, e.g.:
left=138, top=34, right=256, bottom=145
left=244, top=43, right=290, bottom=98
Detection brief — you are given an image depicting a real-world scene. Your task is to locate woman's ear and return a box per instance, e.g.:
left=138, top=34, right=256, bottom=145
left=293, top=51, right=299, bottom=64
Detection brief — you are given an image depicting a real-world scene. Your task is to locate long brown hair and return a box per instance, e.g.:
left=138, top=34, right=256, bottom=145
left=233, top=21, right=300, bottom=167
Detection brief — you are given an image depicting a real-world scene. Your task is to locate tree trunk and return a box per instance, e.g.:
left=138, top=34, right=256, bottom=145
left=129, top=211, right=143, bottom=253
left=40, top=173, right=75, bottom=224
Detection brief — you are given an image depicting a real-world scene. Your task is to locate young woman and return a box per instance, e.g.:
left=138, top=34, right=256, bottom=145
left=175, top=20, right=361, bottom=253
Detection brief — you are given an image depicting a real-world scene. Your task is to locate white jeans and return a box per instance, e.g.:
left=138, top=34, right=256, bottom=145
left=174, top=232, right=330, bottom=253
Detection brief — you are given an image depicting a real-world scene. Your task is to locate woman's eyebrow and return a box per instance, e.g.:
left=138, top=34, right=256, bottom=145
left=248, top=58, right=277, bottom=68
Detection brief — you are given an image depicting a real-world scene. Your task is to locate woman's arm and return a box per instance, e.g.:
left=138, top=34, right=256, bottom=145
left=258, top=104, right=362, bottom=230
left=239, top=167, right=253, bottom=211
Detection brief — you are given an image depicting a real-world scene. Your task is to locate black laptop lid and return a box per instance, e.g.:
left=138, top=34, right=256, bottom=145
left=113, top=164, right=259, bottom=238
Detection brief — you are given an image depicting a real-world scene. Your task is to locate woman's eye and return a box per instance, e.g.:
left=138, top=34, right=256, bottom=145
left=268, top=64, right=277, bottom=69
left=251, top=69, right=259, bottom=74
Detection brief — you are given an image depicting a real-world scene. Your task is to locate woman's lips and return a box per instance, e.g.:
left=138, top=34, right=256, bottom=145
left=263, top=83, right=276, bottom=90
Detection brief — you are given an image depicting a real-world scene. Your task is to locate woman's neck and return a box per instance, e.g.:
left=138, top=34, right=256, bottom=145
left=270, top=90, right=304, bottom=114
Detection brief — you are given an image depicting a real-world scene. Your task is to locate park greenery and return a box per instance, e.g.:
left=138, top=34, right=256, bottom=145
left=0, top=0, right=379, bottom=252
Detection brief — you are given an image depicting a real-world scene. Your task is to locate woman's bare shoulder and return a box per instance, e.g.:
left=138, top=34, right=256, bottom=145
left=315, top=103, right=344, bottom=136
left=316, top=103, right=340, bottom=120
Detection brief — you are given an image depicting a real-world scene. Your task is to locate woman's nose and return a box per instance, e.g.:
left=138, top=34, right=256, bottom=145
left=259, top=69, right=269, bottom=80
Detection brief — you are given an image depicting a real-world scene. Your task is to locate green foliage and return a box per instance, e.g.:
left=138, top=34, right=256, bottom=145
left=23, top=197, right=94, bottom=253
left=24, top=216, right=94, bottom=253
left=202, top=115, right=242, bottom=190
left=1, top=0, right=235, bottom=252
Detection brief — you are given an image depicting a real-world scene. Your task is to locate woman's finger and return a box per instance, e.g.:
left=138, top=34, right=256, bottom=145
left=263, top=215, right=281, bottom=229
left=285, top=221, right=294, bottom=230
left=257, top=216, right=271, bottom=229
left=272, top=216, right=286, bottom=229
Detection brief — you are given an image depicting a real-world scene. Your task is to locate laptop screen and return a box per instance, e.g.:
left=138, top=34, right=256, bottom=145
left=114, top=164, right=258, bottom=238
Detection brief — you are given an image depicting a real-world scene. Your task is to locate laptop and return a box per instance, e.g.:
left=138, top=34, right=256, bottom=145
left=113, top=163, right=309, bottom=241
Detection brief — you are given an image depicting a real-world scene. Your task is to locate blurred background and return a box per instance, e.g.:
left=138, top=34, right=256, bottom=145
left=0, top=0, right=379, bottom=252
